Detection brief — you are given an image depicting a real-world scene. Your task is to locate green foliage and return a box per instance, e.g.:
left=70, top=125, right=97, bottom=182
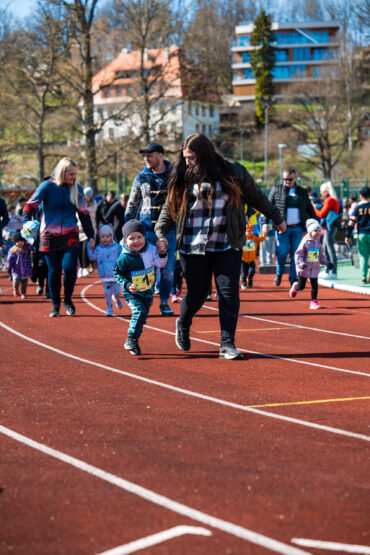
left=250, top=10, right=275, bottom=126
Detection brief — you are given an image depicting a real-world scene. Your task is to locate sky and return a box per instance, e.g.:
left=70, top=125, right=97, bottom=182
left=7, top=0, right=37, bottom=19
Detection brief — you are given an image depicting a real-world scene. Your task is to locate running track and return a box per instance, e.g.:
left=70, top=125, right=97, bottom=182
left=1, top=270, right=369, bottom=555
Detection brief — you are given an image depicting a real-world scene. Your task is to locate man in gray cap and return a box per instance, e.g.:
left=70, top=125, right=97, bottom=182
left=124, top=142, right=176, bottom=316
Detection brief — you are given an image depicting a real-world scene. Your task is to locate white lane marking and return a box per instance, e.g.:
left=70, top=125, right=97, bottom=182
left=1, top=321, right=369, bottom=443
left=97, top=525, right=212, bottom=554
left=81, top=284, right=370, bottom=379
left=205, top=303, right=370, bottom=341
left=0, top=426, right=309, bottom=555
left=291, top=538, right=370, bottom=553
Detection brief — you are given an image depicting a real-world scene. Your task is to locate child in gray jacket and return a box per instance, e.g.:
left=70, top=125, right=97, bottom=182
left=290, top=219, right=331, bottom=309
left=87, top=224, right=123, bottom=316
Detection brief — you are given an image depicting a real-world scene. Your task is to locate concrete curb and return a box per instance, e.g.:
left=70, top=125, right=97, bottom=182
left=318, top=278, right=370, bottom=295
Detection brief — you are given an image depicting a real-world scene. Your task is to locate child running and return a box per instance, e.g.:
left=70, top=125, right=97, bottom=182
left=290, top=218, right=331, bottom=309
left=114, top=219, right=167, bottom=356
left=87, top=224, right=123, bottom=316
left=5, top=232, right=33, bottom=299
left=241, top=222, right=266, bottom=289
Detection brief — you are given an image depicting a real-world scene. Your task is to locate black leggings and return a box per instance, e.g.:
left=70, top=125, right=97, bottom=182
left=179, top=249, right=242, bottom=345
left=296, top=276, right=318, bottom=300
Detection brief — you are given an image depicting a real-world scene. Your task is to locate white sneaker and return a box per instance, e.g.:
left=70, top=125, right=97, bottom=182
left=82, top=268, right=90, bottom=277
left=330, top=273, right=338, bottom=280
left=319, top=271, right=330, bottom=279
left=77, top=268, right=83, bottom=278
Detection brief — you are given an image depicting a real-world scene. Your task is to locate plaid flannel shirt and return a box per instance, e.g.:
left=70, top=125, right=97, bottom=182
left=180, top=181, right=231, bottom=254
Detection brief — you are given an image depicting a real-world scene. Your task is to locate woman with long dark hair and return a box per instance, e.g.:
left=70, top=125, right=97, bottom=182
left=155, top=134, right=286, bottom=359
left=23, top=157, right=95, bottom=317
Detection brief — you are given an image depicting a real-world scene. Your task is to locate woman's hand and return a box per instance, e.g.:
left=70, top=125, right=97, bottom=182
left=156, top=238, right=167, bottom=255
left=88, top=238, right=95, bottom=250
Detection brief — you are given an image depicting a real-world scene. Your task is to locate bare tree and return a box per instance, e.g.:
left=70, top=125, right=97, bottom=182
left=287, top=69, right=365, bottom=178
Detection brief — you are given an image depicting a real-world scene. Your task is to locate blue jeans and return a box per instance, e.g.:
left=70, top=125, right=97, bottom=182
left=44, top=246, right=78, bottom=307
left=124, top=293, right=153, bottom=339
left=147, top=230, right=176, bottom=304
left=275, top=225, right=303, bottom=283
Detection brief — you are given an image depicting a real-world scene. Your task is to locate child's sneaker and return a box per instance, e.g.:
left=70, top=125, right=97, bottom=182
left=13, top=288, right=20, bottom=297
left=113, top=295, right=123, bottom=309
left=289, top=282, right=299, bottom=298
left=106, top=306, right=113, bottom=317
left=171, top=293, right=179, bottom=303
left=206, top=294, right=212, bottom=301
left=124, top=336, right=141, bottom=356
left=21, top=294, right=27, bottom=299
left=241, top=283, right=247, bottom=290
left=310, top=300, right=321, bottom=309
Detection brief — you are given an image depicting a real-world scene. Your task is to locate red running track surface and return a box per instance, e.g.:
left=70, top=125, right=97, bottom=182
left=1, top=271, right=369, bottom=555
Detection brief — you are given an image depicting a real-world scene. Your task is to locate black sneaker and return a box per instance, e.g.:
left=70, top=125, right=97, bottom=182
left=160, top=302, right=174, bottom=316
left=124, top=336, right=141, bottom=356
left=64, top=301, right=76, bottom=315
left=50, top=306, right=60, bottom=318
left=219, top=344, right=244, bottom=360
left=274, top=275, right=282, bottom=286
left=175, top=318, right=191, bottom=351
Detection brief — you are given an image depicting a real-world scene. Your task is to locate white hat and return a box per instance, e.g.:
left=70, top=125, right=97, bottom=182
left=84, top=187, right=94, bottom=198
left=99, top=224, right=113, bottom=236
left=306, top=218, right=320, bottom=234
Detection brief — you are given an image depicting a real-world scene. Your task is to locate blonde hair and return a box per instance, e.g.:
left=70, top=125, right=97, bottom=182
left=320, top=181, right=337, bottom=199
left=53, top=157, right=79, bottom=207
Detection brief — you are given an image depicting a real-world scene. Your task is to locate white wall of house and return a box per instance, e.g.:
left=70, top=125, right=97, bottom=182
left=94, top=98, right=220, bottom=142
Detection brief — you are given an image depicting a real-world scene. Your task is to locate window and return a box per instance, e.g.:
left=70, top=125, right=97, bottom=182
left=244, top=68, right=254, bottom=79
left=195, top=124, right=199, bottom=132
left=208, top=125, right=212, bottom=136
left=202, top=105, right=206, bottom=116
left=241, top=52, right=251, bottom=63
left=312, top=48, right=330, bottom=60
left=238, top=35, right=250, bottom=46
left=202, top=124, right=206, bottom=133
left=194, top=104, right=199, bottom=116
left=293, top=48, right=310, bottom=61
left=105, top=87, right=111, bottom=98
left=209, top=105, right=214, bottom=117
left=275, top=49, right=288, bottom=62
left=116, top=86, right=122, bottom=97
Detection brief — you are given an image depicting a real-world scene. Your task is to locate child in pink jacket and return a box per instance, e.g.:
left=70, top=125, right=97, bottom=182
left=290, top=219, right=331, bottom=309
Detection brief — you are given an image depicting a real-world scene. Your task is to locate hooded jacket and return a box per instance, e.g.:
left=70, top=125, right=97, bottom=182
left=294, top=234, right=328, bottom=279
left=124, top=160, right=174, bottom=233
left=114, top=242, right=167, bottom=298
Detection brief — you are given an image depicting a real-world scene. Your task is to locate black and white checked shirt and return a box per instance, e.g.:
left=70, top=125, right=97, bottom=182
left=180, top=181, right=231, bottom=255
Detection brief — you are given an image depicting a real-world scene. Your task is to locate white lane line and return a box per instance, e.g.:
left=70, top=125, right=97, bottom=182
left=205, top=304, right=370, bottom=341
left=81, top=284, right=370, bottom=379
left=1, top=321, right=369, bottom=442
left=0, top=426, right=309, bottom=555
left=291, top=538, right=370, bottom=553
left=97, top=525, right=212, bottom=554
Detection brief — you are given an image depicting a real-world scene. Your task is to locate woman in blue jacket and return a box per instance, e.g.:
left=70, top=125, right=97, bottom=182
left=23, top=157, right=95, bottom=317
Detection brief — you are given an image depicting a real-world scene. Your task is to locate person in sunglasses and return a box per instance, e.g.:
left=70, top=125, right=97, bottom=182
left=262, top=168, right=318, bottom=287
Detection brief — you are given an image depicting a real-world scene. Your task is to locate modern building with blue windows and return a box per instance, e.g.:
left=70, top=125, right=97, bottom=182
left=232, top=21, right=339, bottom=102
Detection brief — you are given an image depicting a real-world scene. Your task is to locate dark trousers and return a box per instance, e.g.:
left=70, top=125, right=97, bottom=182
left=179, top=249, right=242, bottom=345
left=296, top=276, right=318, bottom=300
left=78, top=239, right=89, bottom=269
left=45, top=246, right=78, bottom=307
left=241, top=260, right=256, bottom=283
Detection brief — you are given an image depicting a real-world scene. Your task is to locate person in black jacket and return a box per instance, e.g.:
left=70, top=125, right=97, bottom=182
left=262, top=168, right=317, bottom=286
left=0, top=197, right=10, bottom=238
left=105, top=192, right=129, bottom=243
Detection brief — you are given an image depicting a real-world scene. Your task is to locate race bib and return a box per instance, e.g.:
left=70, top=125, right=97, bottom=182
left=243, top=240, right=256, bottom=252
left=307, top=247, right=320, bottom=262
left=131, top=266, right=155, bottom=291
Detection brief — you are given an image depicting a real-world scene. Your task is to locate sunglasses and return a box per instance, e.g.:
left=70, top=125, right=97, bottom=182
left=284, top=177, right=294, bottom=182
